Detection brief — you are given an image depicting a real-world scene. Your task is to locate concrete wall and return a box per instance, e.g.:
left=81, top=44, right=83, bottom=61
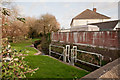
left=82, top=58, right=120, bottom=79
left=51, top=31, right=120, bottom=50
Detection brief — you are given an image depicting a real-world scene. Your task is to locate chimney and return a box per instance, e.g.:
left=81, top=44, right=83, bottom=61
left=93, top=8, right=97, bottom=12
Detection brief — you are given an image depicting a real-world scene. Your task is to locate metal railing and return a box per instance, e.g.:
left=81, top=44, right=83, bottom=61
left=49, top=44, right=103, bottom=67
left=76, top=49, right=103, bottom=67
left=49, top=44, right=65, bottom=60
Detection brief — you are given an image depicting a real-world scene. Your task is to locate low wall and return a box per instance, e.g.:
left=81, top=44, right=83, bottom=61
left=51, top=31, right=120, bottom=50
left=81, top=58, right=120, bottom=79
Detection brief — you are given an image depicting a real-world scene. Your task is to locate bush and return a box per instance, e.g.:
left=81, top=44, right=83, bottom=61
left=7, top=36, right=13, bottom=42
left=2, top=38, right=39, bottom=79
left=39, top=33, right=51, bottom=55
left=40, top=37, right=50, bottom=55
left=33, top=40, right=41, bottom=48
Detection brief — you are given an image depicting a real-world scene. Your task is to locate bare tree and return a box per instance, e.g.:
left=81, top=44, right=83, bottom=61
left=39, top=13, right=60, bottom=35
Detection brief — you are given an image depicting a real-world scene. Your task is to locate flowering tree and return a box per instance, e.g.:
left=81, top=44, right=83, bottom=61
left=1, top=7, right=27, bottom=39
left=2, top=38, right=39, bottom=79
left=0, top=0, right=39, bottom=79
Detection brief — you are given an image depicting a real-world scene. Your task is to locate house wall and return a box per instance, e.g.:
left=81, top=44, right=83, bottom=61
left=88, top=25, right=99, bottom=31
left=72, top=19, right=110, bottom=26
left=70, top=25, right=99, bottom=31
left=114, top=21, right=120, bottom=30
left=51, top=31, right=120, bottom=50
left=72, top=19, right=110, bottom=31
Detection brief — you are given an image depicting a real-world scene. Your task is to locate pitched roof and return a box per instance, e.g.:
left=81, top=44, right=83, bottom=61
left=87, top=20, right=120, bottom=31
left=73, top=9, right=111, bottom=19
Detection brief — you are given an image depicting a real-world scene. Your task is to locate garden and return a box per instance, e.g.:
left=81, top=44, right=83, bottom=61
left=10, top=38, right=89, bottom=78
left=0, top=1, right=89, bottom=79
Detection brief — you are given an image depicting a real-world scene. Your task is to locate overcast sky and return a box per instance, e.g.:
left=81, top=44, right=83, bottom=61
left=12, top=0, right=119, bottom=29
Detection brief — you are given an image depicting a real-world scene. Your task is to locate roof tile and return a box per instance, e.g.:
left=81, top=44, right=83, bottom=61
left=73, top=9, right=111, bottom=19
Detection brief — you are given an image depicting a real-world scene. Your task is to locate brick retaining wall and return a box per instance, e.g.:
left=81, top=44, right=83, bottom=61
left=52, top=31, right=120, bottom=50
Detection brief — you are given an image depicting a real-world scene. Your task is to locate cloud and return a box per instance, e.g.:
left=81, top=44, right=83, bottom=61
left=64, top=4, right=70, bottom=8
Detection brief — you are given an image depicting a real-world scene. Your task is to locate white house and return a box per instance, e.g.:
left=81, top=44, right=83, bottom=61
left=70, top=8, right=111, bottom=31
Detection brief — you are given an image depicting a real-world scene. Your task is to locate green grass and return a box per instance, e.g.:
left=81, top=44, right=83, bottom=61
left=11, top=38, right=89, bottom=78
left=31, top=38, right=41, bottom=42
left=10, top=39, right=39, bottom=55
left=25, top=55, right=89, bottom=78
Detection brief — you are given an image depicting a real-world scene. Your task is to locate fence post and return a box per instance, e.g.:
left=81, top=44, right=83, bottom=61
left=73, top=46, right=77, bottom=62
left=63, top=48, right=66, bottom=62
left=100, top=55, right=103, bottom=67
left=49, top=44, right=51, bottom=56
left=66, top=45, right=70, bottom=63
left=70, top=46, right=77, bottom=66
left=71, top=49, right=74, bottom=66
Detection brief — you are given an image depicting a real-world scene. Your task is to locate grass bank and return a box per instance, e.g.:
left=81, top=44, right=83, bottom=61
left=11, top=38, right=89, bottom=78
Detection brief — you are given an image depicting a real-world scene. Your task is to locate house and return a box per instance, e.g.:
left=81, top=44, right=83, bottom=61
left=87, top=20, right=120, bottom=31
left=70, top=8, right=111, bottom=31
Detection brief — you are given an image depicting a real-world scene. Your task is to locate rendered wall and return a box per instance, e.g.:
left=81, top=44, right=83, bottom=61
left=72, top=19, right=110, bottom=26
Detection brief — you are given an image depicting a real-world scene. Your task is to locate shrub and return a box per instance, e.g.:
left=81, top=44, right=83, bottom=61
left=40, top=34, right=51, bottom=55
left=33, top=40, right=41, bottom=48
left=2, top=38, right=39, bottom=79
left=40, top=38, right=50, bottom=55
left=7, top=36, right=13, bottom=42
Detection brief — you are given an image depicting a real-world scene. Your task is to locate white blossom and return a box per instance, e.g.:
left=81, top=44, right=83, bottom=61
left=26, top=50, right=29, bottom=53
left=8, top=45, right=11, bottom=48
left=8, top=49, right=12, bottom=53
left=14, top=58, right=19, bottom=61
left=3, top=57, right=11, bottom=62
left=22, top=57, right=25, bottom=60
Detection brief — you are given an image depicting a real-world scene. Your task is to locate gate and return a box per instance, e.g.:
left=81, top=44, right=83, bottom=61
left=49, top=44, right=103, bottom=67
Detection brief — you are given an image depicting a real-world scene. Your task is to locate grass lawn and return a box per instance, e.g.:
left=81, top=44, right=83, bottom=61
left=10, top=39, right=38, bottom=55
left=11, top=38, right=89, bottom=78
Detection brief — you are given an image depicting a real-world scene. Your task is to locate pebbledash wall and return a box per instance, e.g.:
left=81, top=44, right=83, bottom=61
left=51, top=30, right=120, bottom=50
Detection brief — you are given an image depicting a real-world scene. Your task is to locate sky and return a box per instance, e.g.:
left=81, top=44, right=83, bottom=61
left=11, top=0, right=120, bottom=29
